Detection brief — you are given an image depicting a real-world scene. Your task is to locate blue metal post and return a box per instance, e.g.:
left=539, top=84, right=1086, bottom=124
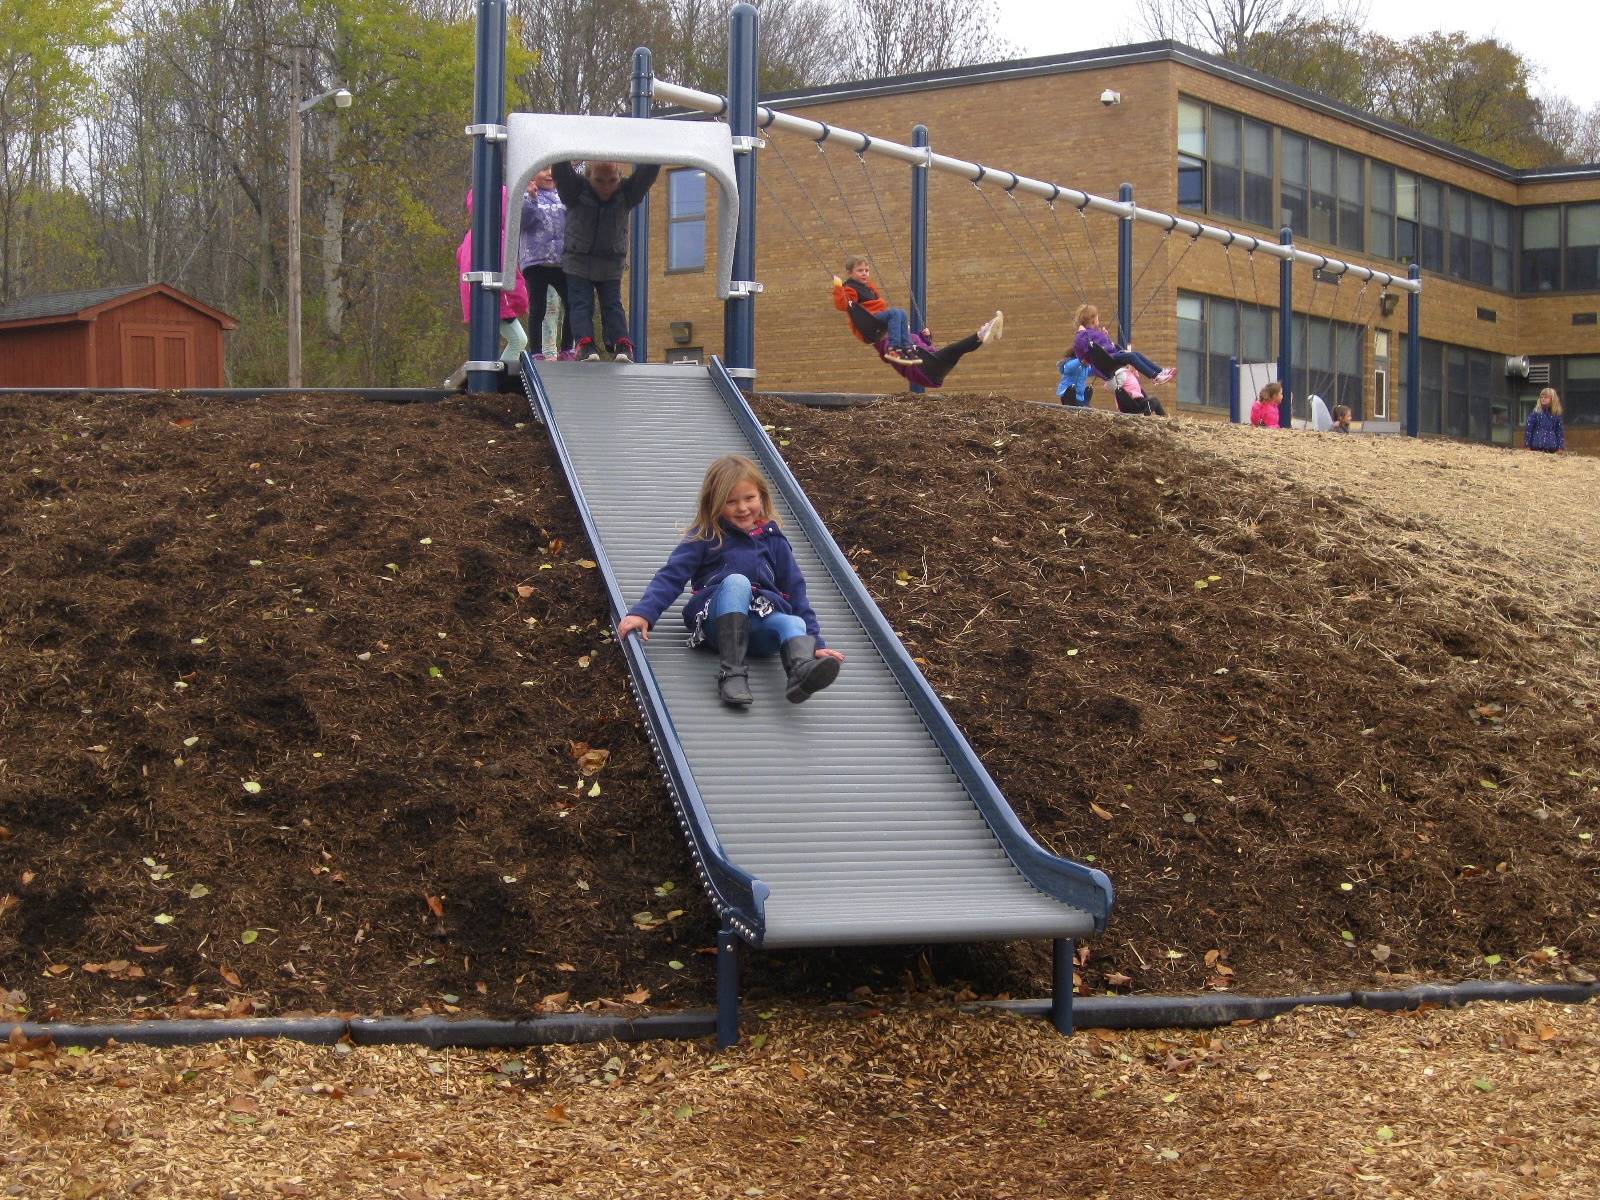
left=467, top=0, right=508, bottom=395
left=723, top=4, right=759, bottom=387
left=1405, top=263, right=1421, bottom=438
left=716, top=922, right=740, bottom=1049
left=1278, top=226, right=1294, bottom=429
left=909, top=124, right=930, bottom=396
left=629, top=48, right=652, bottom=359
left=1229, top=355, right=1240, bottom=423
left=1050, top=939, right=1075, bottom=1036
left=1116, top=183, right=1133, bottom=345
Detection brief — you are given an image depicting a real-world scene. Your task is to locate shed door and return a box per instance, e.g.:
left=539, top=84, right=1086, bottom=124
left=121, top=324, right=196, bottom=388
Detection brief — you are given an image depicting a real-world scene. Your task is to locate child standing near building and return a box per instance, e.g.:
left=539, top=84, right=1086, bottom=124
left=617, top=455, right=844, bottom=708
left=553, top=159, right=660, bottom=362
left=1524, top=387, right=1565, bottom=452
left=1250, top=381, right=1284, bottom=428
left=1072, top=304, right=1176, bottom=384
left=1058, top=354, right=1092, bottom=406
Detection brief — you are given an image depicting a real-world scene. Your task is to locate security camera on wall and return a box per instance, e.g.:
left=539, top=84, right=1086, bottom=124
left=1100, top=89, right=1122, bottom=107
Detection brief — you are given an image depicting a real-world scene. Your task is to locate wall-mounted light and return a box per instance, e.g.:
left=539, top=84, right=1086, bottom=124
left=1099, top=89, right=1122, bottom=107
left=1379, top=292, right=1398, bottom=317
left=670, top=321, right=693, bottom=345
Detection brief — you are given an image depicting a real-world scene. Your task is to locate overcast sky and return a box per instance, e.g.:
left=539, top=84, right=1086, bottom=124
left=991, top=2, right=1600, bottom=110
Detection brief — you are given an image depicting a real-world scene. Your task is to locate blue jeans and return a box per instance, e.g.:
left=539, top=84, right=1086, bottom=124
left=567, top=275, right=627, bottom=348
left=1107, top=347, right=1163, bottom=378
left=881, top=306, right=912, bottom=348
left=705, top=575, right=805, bottom=656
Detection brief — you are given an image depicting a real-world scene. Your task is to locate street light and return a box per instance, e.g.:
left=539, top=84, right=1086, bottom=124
left=287, top=49, right=353, bottom=389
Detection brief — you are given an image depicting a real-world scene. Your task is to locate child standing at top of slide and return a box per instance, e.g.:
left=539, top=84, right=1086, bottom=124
left=552, top=159, right=660, bottom=362
left=1072, top=304, right=1176, bottom=385
left=618, top=455, right=844, bottom=709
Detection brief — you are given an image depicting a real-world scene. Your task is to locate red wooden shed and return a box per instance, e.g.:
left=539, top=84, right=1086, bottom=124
left=0, top=283, right=238, bottom=389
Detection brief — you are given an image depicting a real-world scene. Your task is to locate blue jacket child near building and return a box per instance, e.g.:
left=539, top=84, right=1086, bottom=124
left=618, top=455, right=844, bottom=708
left=1524, top=387, right=1565, bottom=452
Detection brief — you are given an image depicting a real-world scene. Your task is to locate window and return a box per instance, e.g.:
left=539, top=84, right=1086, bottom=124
left=1445, top=347, right=1469, bottom=439
left=1178, top=100, right=1206, bottom=211
left=1281, top=133, right=1307, bottom=237
left=1211, top=110, right=1241, bottom=218
left=1177, top=290, right=1277, bottom=410
left=1566, top=356, right=1600, bottom=426
left=1243, top=121, right=1274, bottom=228
left=1177, top=293, right=1206, bottom=406
left=1370, top=163, right=1394, bottom=261
left=1293, top=312, right=1365, bottom=417
left=1418, top=340, right=1443, bottom=434
left=1449, top=190, right=1470, bottom=279
left=1336, top=151, right=1363, bottom=252
left=666, top=169, right=706, bottom=272
left=1395, top=171, right=1418, bottom=265
left=1418, top=180, right=1444, bottom=272
left=1521, top=208, right=1560, bottom=292
left=1567, top=203, right=1600, bottom=291
left=1308, top=141, right=1335, bottom=245
left=1373, top=329, right=1390, bottom=420
left=1493, top=205, right=1512, bottom=291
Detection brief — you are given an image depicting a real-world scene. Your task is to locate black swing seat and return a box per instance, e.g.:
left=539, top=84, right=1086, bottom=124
left=847, top=300, right=889, bottom=344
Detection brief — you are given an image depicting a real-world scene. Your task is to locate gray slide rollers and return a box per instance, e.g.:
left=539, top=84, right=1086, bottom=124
left=521, top=356, right=1112, bottom=958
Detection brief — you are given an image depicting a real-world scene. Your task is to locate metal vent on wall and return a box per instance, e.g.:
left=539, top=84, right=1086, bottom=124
left=1528, top=361, right=1552, bottom=386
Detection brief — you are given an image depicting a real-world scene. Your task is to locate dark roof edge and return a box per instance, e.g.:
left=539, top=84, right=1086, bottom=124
left=755, top=41, right=1600, bottom=186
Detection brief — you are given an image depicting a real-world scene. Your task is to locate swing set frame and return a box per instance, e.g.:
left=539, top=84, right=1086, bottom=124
left=464, top=4, right=1427, bottom=432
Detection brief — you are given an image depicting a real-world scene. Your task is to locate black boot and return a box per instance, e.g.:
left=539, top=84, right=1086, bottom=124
left=780, top=636, right=839, bottom=704
left=714, top=613, right=753, bottom=707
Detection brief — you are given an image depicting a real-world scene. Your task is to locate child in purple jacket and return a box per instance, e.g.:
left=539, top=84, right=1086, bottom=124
left=519, top=169, right=573, bottom=359
left=1072, top=303, right=1175, bottom=385
left=618, top=455, right=844, bottom=708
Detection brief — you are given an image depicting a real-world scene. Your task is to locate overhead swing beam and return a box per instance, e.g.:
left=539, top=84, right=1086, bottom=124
left=651, top=78, right=1422, bottom=295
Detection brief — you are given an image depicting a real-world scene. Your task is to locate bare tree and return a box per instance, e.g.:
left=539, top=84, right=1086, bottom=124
left=841, top=0, right=1011, bottom=79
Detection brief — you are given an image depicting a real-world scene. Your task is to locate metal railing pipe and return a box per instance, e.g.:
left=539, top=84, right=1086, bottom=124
left=649, top=78, right=1423, bottom=294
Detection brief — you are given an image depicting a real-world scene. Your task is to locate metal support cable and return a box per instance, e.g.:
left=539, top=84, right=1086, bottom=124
left=1078, top=206, right=1114, bottom=312
left=1045, top=201, right=1094, bottom=307
left=970, top=179, right=1075, bottom=316
left=1131, top=231, right=1203, bottom=330
left=766, top=131, right=851, bottom=269
left=1010, top=189, right=1086, bottom=307
left=757, top=169, right=834, bottom=278
left=814, top=139, right=892, bottom=293
left=856, top=149, right=913, bottom=304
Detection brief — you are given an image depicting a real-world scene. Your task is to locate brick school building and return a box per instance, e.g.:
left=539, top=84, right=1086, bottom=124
left=642, top=41, right=1600, bottom=453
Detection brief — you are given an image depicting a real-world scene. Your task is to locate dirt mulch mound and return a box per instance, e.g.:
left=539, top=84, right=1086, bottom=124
left=4, top=1001, right=1599, bottom=1197
left=1, top=389, right=1596, bottom=1024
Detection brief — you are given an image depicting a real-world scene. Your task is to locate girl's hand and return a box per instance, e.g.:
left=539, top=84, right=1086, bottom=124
left=617, top=614, right=650, bottom=641
left=816, top=647, right=845, bottom=663
left=919, top=327, right=931, bottom=339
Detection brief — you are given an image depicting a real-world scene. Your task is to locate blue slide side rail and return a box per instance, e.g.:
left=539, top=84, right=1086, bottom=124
left=708, top=358, right=1114, bottom=929
left=520, top=353, right=770, bottom=943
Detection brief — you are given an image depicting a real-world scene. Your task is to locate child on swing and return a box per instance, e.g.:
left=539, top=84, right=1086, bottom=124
left=1071, top=303, right=1176, bottom=385
left=831, top=255, right=1003, bottom=385
left=617, top=455, right=844, bottom=709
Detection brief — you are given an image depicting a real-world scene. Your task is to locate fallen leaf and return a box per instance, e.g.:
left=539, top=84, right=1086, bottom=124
left=1089, top=802, right=1114, bottom=821
left=788, top=1062, right=806, bottom=1082
left=220, top=966, right=242, bottom=988
left=623, top=988, right=651, bottom=1004
left=425, top=895, right=445, bottom=919
left=515, top=585, right=535, bottom=599
left=153, top=913, right=175, bottom=926
left=544, top=1104, right=569, bottom=1123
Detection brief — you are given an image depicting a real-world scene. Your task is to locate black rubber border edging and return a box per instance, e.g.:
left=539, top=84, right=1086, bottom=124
left=0, top=387, right=454, bottom=404
left=9, top=982, right=1594, bottom=1049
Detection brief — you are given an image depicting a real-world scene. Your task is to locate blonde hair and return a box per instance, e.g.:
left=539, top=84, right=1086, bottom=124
left=687, top=454, right=778, bottom=546
left=1258, top=381, right=1283, bottom=403
left=843, top=254, right=869, bottom=274
left=1075, top=303, right=1099, bottom=329
left=1539, top=387, right=1564, bottom=416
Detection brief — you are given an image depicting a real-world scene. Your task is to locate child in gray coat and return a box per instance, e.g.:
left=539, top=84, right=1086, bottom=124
left=552, top=160, right=660, bottom=361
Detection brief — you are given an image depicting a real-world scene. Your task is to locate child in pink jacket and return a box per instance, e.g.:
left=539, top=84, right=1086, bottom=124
left=457, top=187, right=531, bottom=368
left=1250, top=382, right=1283, bottom=428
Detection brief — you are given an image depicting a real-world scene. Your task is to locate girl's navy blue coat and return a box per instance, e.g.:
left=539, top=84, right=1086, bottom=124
left=627, top=520, right=825, bottom=646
